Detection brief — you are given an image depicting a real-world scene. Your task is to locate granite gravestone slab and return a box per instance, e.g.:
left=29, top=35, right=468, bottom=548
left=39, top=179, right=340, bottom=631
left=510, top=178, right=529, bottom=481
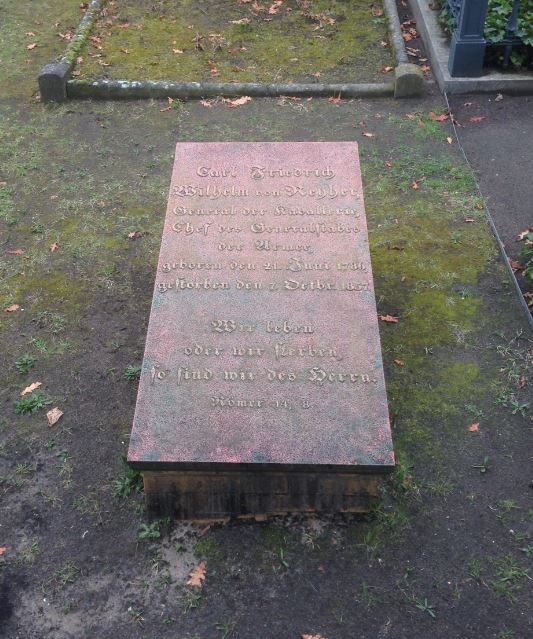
left=128, top=142, right=394, bottom=519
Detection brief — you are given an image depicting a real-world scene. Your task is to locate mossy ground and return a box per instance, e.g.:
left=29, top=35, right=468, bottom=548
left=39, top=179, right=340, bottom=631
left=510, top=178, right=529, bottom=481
left=75, top=0, right=393, bottom=83
left=1, top=2, right=532, bottom=638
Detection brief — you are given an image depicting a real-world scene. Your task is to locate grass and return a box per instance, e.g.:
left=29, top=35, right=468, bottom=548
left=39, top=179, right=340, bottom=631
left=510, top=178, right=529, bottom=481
left=56, top=563, right=80, bottom=586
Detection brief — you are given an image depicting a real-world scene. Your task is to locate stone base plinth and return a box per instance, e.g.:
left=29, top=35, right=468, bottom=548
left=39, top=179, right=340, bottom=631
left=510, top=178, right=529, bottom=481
left=142, top=469, right=383, bottom=520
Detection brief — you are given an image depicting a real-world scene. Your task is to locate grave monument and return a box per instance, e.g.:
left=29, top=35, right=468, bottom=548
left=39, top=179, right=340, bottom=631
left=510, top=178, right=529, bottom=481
left=128, top=142, right=394, bottom=519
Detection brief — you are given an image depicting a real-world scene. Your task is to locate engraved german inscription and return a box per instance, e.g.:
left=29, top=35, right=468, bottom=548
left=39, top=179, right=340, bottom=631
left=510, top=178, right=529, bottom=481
left=128, top=142, right=393, bottom=474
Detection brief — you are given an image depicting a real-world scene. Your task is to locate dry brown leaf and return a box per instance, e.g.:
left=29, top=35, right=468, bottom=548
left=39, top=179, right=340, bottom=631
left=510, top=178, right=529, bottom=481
left=0, top=547, right=6, bottom=556
left=5, top=304, right=21, bottom=313
left=20, top=382, right=42, bottom=396
left=509, top=258, right=524, bottom=272
left=518, top=228, right=533, bottom=240
left=327, top=95, right=343, bottom=105
left=268, top=0, right=283, bottom=14
left=50, top=242, right=59, bottom=252
left=464, top=218, right=475, bottom=223
left=393, top=359, right=405, bottom=367
left=26, top=43, right=37, bottom=50
left=428, top=111, right=449, bottom=122
left=187, top=561, right=207, bottom=587
left=120, top=47, right=129, bottom=54
left=384, top=161, right=392, bottom=168
left=469, top=115, right=486, bottom=123
left=302, top=634, right=328, bottom=639
left=47, top=407, right=63, bottom=427
left=468, top=422, right=479, bottom=432
left=223, top=96, right=252, bottom=107
left=362, top=132, right=375, bottom=138
left=518, top=375, right=527, bottom=389
left=446, top=136, right=453, bottom=144
left=7, top=248, right=24, bottom=255
left=172, top=48, right=184, bottom=53
left=379, top=314, right=399, bottom=323
left=200, top=99, right=214, bottom=108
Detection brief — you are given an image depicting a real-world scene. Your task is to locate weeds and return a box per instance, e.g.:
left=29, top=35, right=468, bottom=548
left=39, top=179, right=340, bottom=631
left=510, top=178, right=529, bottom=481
left=15, top=354, right=36, bottom=374
left=56, top=563, right=80, bottom=586
left=124, top=365, right=142, bottom=380
left=14, top=392, right=52, bottom=415
left=490, top=555, right=531, bottom=601
left=112, top=459, right=143, bottom=498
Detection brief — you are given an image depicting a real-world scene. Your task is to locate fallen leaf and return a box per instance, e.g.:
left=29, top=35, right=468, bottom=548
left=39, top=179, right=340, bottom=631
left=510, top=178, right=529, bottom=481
left=362, top=132, right=375, bottom=138
left=384, top=161, right=392, bottom=168
left=327, top=95, right=343, bottom=105
left=509, top=258, right=524, bottom=272
left=25, top=31, right=36, bottom=36
left=223, top=96, right=252, bottom=107
left=5, top=304, right=21, bottom=313
left=172, top=48, right=184, bottom=54
left=411, top=180, right=419, bottom=190
left=379, top=314, right=399, bottom=323
left=200, top=99, right=214, bottom=108
left=50, top=242, right=59, bottom=252
left=446, top=136, right=453, bottom=144
left=187, top=561, right=207, bottom=587
left=127, top=231, right=139, bottom=239
left=0, top=547, right=6, bottom=556
left=268, top=0, right=283, bottom=14
left=302, top=635, right=328, bottom=639
left=229, top=18, right=251, bottom=24
left=463, top=101, right=473, bottom=107
left=26, top=43, right=37, bottom=50
left=380, top=66, right=393, bottom=73
left=47, top=407, right=63, bottom=427
left=428, top=111, right=449, bottom=122
left=120, top=47, right=129, bottom=54
left=518, top=228, right=533, bottom=240
left=469, top=116, right=485, bottom=123
left=393, top=359, right=405, bottom=367
left=71, top=69, right=81, bottom=76
left=468, top=422, right=479, bottom=432
left=7, top=248, right=24, bottom=255
left=20, top=382, right=42, bottom=396
left=495, top=93, right=503, bottom=102
left=518, top=376, right=527, bottom=389
left=464, top=218, right=475, bottom=223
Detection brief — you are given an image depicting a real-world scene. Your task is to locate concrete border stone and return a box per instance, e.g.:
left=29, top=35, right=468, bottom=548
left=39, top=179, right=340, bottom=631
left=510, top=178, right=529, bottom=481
left=66, top=80, right=395, bottom=100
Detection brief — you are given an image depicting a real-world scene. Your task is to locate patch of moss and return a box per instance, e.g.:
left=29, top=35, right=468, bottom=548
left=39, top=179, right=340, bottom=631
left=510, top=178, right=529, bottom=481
left=77, top=0, right=392, bottom=83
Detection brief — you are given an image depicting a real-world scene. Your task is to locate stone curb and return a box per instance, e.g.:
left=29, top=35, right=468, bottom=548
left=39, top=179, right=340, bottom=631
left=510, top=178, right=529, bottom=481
left=411, top=0, right=533, bottom=95
left=66, top=79, right=395, bottom=100
left=38, top=0, right=106, bottom=102
left=38, top=0, right=422, bottom=101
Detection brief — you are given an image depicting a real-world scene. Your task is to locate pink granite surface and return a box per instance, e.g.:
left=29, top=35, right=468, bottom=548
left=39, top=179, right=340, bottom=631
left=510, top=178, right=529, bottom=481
left=128, top=142, right=394, bottom=469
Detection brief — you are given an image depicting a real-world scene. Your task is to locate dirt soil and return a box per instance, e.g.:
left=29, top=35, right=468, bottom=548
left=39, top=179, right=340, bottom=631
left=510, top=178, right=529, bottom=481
left=1, top=2, right=533, bottom=639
